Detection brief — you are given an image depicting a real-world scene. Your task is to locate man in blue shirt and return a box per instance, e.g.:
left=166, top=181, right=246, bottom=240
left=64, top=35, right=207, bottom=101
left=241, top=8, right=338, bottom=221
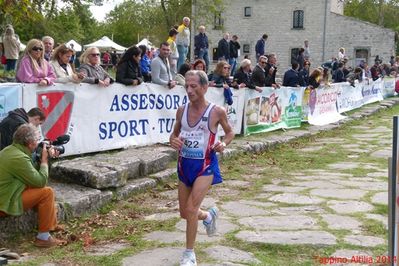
left=194, top=26, right=209, bottom=72
left=255, top=34, right=268, bottom=61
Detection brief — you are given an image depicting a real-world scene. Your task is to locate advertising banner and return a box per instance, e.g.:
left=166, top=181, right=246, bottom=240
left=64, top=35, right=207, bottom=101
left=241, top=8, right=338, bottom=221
left=361, top=78, right=384, bottom=105
left=336, top=83, right=364, bottom=113
left=244, top=87, right=303, bottom=135
left=382, top=77, right=396, bottom=98
left=0, top=83, right=22, bottom=121
left=307, top=85, right=346, bottom=126
left=22, top=83, right=232, bottom=155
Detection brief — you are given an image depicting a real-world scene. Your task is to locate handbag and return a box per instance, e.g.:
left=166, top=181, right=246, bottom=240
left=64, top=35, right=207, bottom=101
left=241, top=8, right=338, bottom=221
left=1, top=55, right=6, bottom=65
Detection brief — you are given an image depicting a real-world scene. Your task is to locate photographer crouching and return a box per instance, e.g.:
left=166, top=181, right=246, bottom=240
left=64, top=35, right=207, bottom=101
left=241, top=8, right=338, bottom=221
left=0, top=124, right=65, bottom=248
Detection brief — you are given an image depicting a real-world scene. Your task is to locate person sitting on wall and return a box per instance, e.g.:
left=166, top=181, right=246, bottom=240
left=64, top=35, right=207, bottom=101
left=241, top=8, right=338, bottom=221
left=50, top=44, right=85, bottom=83
left=0, top=107, right=46, bottom=151
left=79, top=47, right=114, bottom=87
left=116, top=46, right=143, bottom=86
left=16, top=39, right=56, bottom=85
left=0, top=124, right=65, bottom=248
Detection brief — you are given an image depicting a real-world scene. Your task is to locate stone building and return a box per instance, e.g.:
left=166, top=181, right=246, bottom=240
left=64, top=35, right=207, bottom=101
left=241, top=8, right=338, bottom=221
left=191, top=0, right=395, bottom=70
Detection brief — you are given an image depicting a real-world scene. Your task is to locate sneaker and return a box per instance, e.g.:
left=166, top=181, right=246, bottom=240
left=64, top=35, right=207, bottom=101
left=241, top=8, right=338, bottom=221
left=34, top=236, right=66, bottom=248
left=203, top=207, right=218, bottom=236
left=180, top=251, right=197, bottom=266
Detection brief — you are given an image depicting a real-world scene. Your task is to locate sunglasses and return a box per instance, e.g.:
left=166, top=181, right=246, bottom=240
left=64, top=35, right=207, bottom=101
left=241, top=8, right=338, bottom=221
left=223, top=66, right=230, bottom=69
left=32, top=47, right=43, bottom=51
left=90, top=53, right=100, bottom=57
left=260, top=61, right=267, bottom=64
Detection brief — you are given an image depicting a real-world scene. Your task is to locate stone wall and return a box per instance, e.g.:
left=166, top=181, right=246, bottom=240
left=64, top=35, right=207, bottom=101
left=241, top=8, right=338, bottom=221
left=193, top=0, right=395, bottom=71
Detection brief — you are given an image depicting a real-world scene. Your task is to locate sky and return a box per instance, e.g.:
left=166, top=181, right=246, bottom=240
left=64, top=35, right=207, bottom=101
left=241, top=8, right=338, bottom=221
left=89, top=0, right=124, bottom=22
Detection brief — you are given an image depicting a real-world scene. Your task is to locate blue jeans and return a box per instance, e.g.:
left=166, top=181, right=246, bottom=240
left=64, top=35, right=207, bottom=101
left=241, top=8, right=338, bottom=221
left=229, top=58, right=237, bottom=76
left=177, top=45, right=188, bottom=71
left=197, top=49, right=210, bottom=72
left=5, top=59, right=17, bottom=72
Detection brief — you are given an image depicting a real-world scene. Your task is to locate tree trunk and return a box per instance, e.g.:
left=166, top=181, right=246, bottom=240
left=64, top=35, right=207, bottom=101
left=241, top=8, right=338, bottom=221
left=378, top=0, right=384, bottom=26
left=160, top=0, right=171, bottom=29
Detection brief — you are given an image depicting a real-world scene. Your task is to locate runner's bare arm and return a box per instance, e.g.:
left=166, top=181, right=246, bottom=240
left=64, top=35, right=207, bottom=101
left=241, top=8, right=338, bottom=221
left=213, top=106, right=234, bottom=153
left=169, top=106, right=184, bottom=151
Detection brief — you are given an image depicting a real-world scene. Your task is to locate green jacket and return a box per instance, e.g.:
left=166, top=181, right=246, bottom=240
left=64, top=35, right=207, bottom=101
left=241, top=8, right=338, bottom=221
left=0, top=143, right=48, bottom=216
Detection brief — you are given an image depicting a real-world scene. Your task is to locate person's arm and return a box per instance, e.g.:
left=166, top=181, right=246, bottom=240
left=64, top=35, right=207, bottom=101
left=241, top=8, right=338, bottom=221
left=10, top=148, right=49, bottom=188
left=44, top=60, right=56, bottom=85
left=80, top=65, right=96, bottom=84
left=212, top=106, right=234, bottom=153
left=151, top=59, right=169, bottom=85
left=169, top=106, right=184, bottom=151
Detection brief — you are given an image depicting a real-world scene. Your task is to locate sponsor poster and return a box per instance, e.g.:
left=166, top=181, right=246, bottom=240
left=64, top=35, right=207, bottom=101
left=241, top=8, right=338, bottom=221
left=244, top=86, right=303, bottom=135
left=336, top=82, right=364, bottom=113
left=22, top=83, right=230, bottom=156
left=307, top=85, right=346, bottom=126
left=361, top=78, right=384, bottom=105
left=382, top=77, right=396, bottom=98
left=205, top=87, right=245, bottom=136
left=0, top=83, right=22, bottom=121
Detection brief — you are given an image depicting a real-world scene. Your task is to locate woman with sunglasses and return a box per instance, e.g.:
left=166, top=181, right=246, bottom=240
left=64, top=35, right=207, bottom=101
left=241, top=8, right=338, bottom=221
left=209, top=61, right=233, bottom=105
left=79, top=47, right=113, bottom=87
left=50, top=44, right=85, bottom=83
left=16, top=39, right=56, bottom=86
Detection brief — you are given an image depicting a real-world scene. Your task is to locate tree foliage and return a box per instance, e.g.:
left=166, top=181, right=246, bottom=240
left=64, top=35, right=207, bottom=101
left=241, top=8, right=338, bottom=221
left=1, top=0, right=223, bottom=49
left=344, top=0, right=399, bottom=53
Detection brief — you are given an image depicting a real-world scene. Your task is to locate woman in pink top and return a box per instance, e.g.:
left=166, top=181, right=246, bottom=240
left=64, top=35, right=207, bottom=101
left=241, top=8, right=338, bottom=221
left=16, top=39, right=56, bottom=86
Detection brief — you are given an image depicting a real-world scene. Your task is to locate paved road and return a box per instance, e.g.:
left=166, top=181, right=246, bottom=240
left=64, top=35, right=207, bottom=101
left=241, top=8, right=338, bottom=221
left=117, top=114, right=392, bottom=265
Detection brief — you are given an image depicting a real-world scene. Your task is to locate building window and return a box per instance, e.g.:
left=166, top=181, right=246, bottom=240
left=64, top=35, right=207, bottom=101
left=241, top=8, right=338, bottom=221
left=244, top=7, right=252, bottom=17
left=293, top=10, right=304, bottom=29
left=243, top=44, right=250, bottom=54
left=214, top=12, right=223, bottom=30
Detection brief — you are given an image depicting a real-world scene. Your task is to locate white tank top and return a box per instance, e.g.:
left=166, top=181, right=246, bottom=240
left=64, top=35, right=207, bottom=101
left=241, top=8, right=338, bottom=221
left=179, top=103, right=216, bottom=159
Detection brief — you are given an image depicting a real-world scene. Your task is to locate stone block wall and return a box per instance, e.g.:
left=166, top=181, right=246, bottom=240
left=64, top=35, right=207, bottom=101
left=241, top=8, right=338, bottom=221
left=193, top=0, right=394, bottom=72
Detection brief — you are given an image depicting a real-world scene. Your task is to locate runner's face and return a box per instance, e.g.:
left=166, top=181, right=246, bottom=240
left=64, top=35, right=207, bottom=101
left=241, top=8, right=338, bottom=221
left=185, top=75, right=205, bottom=102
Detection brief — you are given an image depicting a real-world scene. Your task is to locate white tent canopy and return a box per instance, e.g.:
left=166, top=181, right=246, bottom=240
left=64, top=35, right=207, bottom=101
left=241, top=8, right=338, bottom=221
left=66, top=40, right=82, bottom=52
left=136, top=38, right=153, bottom=49
left=84, top=36, right=126, bottom=51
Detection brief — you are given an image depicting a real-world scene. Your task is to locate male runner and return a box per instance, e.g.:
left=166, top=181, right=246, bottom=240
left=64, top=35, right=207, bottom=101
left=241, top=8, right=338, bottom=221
left=170, top=70, right=234, bottom=266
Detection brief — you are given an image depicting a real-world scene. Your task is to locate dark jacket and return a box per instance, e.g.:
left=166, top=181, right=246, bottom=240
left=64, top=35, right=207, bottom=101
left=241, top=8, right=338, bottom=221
left=333, top=68, right=346, bottom=83
left=233, top=68, right=256, bottom=90
left=194, top=33, right=208, bottom=56
left=283, top=68, right=300, bottom=87
left=211, top=74, right=233, bottom=105
left=217, top=38, right=230, bottom=60
left=0, top=108, right=29, bottom=150
left=229, top=41, right=240, bottom=59
left=116, top=60, right=143, bottom=85
left=255, top=38, right=265, bottom=57
left=251, top=65, right=266, bottom=87
left=298, top=68, right=309, bottom=86
left=264, top=63, right=277, bottom=86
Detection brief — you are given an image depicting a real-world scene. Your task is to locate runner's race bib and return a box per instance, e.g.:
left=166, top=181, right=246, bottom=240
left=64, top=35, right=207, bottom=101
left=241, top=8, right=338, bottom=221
left=180, top=131, right=205, bottom=159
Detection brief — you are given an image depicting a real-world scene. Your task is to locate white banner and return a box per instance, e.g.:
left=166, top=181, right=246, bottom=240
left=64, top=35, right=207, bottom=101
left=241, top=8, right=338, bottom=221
left=361, top=78, right=384, bottom=105
left=22, top=83, right=234, bottom=156
left=308, top=85, right=346, bottom=126
left=336, top=82, right=364, bottom=113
